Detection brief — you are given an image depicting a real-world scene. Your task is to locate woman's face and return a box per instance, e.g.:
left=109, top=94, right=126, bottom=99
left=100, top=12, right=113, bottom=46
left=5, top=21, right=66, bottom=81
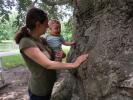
left=35, top=18, right=49, bottom=37
left=37, top=18, right=49, bottom=36
left=42, top=18, right=49, bottom=33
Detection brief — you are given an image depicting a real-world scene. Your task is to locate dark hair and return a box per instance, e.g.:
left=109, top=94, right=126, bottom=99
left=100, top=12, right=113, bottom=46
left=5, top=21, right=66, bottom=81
left=14, top=7, right=48, bottom=44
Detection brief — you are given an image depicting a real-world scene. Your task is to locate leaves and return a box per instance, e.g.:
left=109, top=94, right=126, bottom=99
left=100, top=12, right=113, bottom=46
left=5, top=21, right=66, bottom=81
left=0, top=0, right=74, bottom=41
left=0, top=0, right=73, bottom=25
left=62, top=20, right=73, bottom=41
left=0, top=12, right=18, bottom=41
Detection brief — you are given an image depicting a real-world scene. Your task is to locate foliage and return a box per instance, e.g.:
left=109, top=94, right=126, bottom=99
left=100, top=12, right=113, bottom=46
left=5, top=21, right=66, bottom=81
left=0, top=12, right=18, bottom=41
left=0, top=0, right=15, bottom=21
left=62, top=19, right=73, bottom=41
left=0, top=0, right=73, bottom=26
left=0, top=0, right=74, bottom=41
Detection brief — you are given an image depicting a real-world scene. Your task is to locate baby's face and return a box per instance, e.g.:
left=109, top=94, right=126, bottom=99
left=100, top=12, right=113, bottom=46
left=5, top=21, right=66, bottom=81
left=50, top=24, right=61, bottom=36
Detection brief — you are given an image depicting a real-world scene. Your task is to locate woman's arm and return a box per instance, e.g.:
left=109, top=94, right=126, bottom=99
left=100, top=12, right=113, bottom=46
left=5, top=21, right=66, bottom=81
left=23, top=47, right=88, bottom=69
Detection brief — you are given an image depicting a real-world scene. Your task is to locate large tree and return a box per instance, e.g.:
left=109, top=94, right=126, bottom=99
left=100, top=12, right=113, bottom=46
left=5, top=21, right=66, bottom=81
left=1, top=0, right=133, bottom=100
left=51, top=0, right=133, bottom=100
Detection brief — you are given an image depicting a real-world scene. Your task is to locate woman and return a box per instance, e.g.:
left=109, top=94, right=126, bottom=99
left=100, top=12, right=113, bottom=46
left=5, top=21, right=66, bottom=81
left=14, top=7, right=88, bottom=100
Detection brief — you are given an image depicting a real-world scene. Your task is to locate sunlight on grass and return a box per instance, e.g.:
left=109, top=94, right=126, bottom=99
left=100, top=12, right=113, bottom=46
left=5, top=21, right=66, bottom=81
left=62, top=45, right=70, bottom=54
left=62, top=45, right=70, bottom=62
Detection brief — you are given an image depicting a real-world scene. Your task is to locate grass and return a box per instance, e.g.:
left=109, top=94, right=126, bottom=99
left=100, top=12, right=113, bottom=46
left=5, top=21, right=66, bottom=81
left=62, top=45, right=70, bottom=54
left=62, top=46, right=70, bottom=62
left=2, top=54, right=26, bottom=69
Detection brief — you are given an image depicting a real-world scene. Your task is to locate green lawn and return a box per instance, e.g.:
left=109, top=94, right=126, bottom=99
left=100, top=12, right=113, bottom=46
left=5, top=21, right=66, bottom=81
left=62, top=45, right=70, bottom=54
left=2, top=54, right=26, bottom=69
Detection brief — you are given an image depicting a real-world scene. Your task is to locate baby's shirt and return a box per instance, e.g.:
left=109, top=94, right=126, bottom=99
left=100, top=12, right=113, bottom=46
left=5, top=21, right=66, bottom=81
left=42, top=33, right=65, bottom=51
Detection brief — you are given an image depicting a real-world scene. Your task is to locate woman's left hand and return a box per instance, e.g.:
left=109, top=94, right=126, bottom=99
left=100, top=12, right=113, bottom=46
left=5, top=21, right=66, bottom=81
left=74, top=54, right=89, bottom=68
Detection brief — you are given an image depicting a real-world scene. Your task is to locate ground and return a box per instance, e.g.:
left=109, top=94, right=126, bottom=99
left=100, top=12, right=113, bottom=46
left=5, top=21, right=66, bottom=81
left=0, top=66, right=30, bottom=100
left=0, top=66, right=66, bottom=100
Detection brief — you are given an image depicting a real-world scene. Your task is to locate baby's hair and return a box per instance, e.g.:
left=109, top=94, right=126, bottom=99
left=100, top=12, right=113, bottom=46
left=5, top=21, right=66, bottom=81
left=48, top=19, right=61, bottom=28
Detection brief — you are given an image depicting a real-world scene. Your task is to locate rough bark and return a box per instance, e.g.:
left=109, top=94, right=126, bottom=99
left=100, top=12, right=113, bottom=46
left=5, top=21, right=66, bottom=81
left=51, top=0, right=133, bottom=100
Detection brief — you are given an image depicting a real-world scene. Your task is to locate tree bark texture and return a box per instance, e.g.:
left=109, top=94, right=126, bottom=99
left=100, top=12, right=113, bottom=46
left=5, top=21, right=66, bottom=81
left=51, top=0, right=133, bottom=100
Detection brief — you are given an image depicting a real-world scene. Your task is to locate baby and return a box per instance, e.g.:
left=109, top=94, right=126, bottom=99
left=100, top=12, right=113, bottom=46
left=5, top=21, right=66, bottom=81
left=42, top=19, right=75, bottom=61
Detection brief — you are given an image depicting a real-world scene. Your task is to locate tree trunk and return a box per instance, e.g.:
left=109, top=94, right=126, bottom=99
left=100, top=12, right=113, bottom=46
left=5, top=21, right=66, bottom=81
left=51, top=0, right=133, bottom=100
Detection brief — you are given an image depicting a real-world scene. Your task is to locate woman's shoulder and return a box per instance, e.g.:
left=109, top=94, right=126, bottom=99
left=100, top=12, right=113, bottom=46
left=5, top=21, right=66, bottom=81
left=19, top=37, right=37, bottom=49
left=20, top=37, right=36, bottom=44
left=20, top=37, right=32, bottom=42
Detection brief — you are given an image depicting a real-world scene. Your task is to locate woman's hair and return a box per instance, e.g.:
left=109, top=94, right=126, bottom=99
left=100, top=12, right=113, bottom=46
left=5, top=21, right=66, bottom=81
left=14, top=7, right=48, bottom=44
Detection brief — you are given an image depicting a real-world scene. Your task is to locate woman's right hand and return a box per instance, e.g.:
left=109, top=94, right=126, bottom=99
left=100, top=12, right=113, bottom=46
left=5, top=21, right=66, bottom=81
left=74, top=54, right=89, bottom=68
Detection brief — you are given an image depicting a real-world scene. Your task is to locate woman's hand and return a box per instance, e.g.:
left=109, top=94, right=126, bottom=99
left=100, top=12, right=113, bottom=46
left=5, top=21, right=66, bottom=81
left=74, top=54, right=89, bottom=68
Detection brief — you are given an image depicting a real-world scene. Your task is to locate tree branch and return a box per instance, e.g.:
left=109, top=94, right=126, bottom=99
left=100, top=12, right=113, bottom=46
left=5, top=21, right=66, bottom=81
left=27, top=0, right=38, bottom=9
left=33, top=0, right=38, bottom=5
left=41, top=0, right=71, bottom=6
